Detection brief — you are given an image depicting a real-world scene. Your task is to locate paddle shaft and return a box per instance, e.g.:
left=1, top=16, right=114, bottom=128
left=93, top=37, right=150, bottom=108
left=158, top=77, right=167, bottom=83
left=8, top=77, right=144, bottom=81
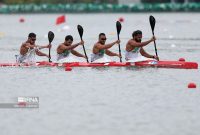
left=48, top=44, right=51, bottom=62
left=117, top=34, right=122, bottom=62
left=80, top=37, right=89, bottom=63
left=152, top=31, right=158, bottom=57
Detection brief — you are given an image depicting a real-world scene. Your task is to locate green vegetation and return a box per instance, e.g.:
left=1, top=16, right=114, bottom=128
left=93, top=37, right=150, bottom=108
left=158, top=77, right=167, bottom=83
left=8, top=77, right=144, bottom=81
left=0, top=1, right=200, bottom=13
left=0, top=0, right=116, bottom=4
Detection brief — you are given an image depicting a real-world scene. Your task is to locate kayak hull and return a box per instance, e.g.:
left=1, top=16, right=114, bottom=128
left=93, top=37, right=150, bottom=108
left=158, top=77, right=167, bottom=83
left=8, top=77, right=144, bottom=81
left=0, top=60, right=198, bottom=69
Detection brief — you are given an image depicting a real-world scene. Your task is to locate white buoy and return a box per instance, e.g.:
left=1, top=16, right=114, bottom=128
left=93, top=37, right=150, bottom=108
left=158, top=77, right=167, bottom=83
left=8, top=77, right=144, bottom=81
left=62, top=25, right=70, bottom=31
left=57, top=25, right=70, bottom=32
left=169, top=35, right=174, bottom=39
left=171, top=44, right=176, bottom=48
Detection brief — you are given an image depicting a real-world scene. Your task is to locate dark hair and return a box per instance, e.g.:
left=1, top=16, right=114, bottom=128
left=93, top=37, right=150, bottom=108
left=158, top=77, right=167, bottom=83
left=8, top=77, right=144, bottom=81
left=28, top=33, right=36, bottom=38
left=132, top=30, right=142, bottom=37
left=99, top=33, right=106, bottom=38
left=65, top=35, right=73, bottom=41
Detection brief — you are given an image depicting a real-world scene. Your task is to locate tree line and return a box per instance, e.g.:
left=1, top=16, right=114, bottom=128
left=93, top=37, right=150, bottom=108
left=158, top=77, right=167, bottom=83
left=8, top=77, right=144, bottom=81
left=0, top=0, right=199, bottom=4
left=0, top=0, right=117, bottom=4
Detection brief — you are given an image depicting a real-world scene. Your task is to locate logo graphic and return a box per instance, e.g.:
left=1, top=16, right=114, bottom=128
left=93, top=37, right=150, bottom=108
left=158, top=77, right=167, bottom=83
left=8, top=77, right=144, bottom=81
left=0, top=97, right=39, bottom=109
left=17, top=97, right=39, bottom=108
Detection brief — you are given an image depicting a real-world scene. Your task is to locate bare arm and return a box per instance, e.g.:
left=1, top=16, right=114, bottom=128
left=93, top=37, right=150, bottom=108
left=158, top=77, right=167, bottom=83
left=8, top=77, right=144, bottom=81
left=96, top=40, right=120, bottom=50
left=62, top=40, right=84, bottom=50
left=130, top=36, right=156, bottom=47
left=24, top=43, right=35, bottom=49
left=35, top=50, right=49, bottom=58
left=25, top=43, right=50, bottom=50
left=140, top=48, right=154, bottom=58
left=71, top=50, right=86, bottom=58
left=140, top=48, right=159, bottom=60
left=64, top=43, right=80, bottom=50
left=105, top=49, right=119, bottom=57
left=36, top=44, right=51, bottom=49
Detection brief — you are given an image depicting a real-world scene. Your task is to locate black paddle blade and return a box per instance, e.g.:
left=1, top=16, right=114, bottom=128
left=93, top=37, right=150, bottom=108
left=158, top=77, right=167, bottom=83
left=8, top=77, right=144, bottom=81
left=77, top=25, right=83, bottom=39
left=48, top=31, right=54, bottom=43
left=149, top=15, right=156, bottom=32
left=116, top=21, right=122, bottom=35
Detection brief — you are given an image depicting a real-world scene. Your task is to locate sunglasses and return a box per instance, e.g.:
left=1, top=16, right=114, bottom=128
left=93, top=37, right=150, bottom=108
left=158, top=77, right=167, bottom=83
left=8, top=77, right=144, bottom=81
left=31, top=38, right=36, bottom=41
left=101, top=38, right=107, bottom=41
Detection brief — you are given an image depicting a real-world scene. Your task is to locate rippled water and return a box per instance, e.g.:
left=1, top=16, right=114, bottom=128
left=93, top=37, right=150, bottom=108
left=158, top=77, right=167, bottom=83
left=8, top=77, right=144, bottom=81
left=0, top=13, right=200, bottom=135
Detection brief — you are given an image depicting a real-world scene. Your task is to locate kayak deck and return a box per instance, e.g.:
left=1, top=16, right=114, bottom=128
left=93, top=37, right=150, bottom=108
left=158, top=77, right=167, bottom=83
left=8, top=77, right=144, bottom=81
left=0, top=60, right=198, bottom=69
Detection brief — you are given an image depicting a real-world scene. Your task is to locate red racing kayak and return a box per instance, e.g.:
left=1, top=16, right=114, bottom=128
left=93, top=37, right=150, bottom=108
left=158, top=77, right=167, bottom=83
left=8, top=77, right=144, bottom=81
left=0, top=60, right=198, bottom=69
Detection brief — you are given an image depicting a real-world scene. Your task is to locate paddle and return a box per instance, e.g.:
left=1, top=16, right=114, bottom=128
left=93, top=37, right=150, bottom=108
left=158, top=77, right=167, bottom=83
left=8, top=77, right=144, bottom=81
left=149, top=15, right=159, bottom=59
left=48, top=31, right=54, bottom=62
left=77, top=25, right=89, bottom=63
left=116, top=21, right=122, bottom=62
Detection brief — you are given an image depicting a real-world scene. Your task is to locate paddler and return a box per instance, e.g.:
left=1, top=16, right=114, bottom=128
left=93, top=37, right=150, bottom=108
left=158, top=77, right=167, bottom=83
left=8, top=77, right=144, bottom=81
left=56, top=35, right=86, bottom=62
left=91, top=33, right=121, bottom=62
left=17, top=33, right=51, bottom=63
left=125, top=30, right=159, bottom=62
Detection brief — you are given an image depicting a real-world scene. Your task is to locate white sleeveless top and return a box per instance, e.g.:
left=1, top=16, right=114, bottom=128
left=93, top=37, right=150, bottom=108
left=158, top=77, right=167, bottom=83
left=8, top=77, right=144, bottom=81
left=17, top=47, right=37, bottom=63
